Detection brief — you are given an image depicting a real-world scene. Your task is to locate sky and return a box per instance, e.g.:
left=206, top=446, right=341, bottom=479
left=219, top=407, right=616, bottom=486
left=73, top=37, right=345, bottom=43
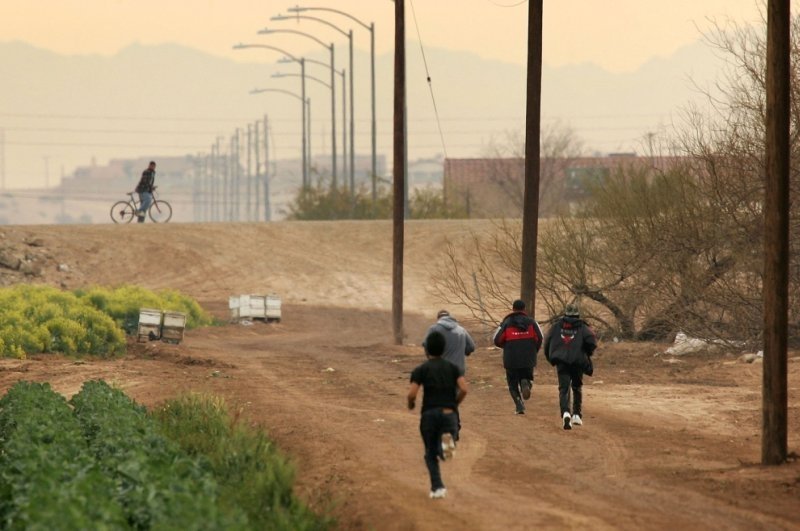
left=0, top=0, right=777, bottom=193
left=0, top=0, right=767, bottom=72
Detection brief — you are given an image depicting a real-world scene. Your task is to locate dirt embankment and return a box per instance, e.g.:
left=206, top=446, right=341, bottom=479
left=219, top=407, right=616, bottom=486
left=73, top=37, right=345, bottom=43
left=1, top=221, right=799, bottom=530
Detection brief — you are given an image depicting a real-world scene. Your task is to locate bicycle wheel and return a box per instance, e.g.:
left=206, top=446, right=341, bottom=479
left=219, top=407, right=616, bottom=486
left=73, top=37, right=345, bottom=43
left=110, top=201, right=136, bottom=224
left=148, top=200, right=173, bottom=223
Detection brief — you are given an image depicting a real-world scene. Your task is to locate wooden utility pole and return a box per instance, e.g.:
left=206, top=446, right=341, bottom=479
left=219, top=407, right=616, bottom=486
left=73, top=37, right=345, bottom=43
left=247, top=124, right=252, bottom=222
left=762, top=0, right=790, bottom=466
left=520, top=0, right=544, bottom=313
left=235, top=128, right=242, bottom=221
left=253, top=121, right=261, bottom=221
left=392, top=0, right=406, bottom=345
left=263, top=115, right=272, bottom=222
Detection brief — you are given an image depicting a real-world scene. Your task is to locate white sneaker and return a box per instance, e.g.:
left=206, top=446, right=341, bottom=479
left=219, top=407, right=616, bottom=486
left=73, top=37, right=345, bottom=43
left=563, top=411, right=572, bottom=430
left=430, top=487, right=447, bottom=499
left=441, top=433, right=456, bottom=460
left=572, top=414, right=583, bottom=426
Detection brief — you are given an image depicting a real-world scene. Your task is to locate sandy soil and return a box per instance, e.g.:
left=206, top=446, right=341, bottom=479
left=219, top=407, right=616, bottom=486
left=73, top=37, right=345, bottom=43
left=0, top=221, right=799, bottom=530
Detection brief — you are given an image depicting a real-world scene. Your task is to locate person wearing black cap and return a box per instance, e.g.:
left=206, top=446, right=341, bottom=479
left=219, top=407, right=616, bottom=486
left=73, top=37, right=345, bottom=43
left=544, top=303, right=597, bottom=430
left=134, top=161, right=157, bottom=223
left=408, top=330, right=468, bottom=499
left=493, top=299, right=543, bottom=415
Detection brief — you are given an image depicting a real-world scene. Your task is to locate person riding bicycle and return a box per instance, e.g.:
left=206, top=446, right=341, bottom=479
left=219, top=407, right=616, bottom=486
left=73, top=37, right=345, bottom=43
left=135, top=161, right=157, bottom=223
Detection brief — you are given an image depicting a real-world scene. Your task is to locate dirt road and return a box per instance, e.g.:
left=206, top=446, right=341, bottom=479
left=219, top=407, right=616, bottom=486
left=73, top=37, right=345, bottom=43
left=0, top=222, right=798, bottom=530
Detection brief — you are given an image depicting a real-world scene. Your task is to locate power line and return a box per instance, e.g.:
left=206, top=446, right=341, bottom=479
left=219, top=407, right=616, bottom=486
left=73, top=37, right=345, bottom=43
left=409, top=0, right=448, bottom=160
left=3, top=126, right=221, bottom=135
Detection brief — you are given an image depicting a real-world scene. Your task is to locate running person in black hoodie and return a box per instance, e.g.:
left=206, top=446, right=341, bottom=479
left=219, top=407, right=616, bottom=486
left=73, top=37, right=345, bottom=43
left=493, top=299, right=543, bottom=415
left=544, top=303, right=597, bottom=429
left=408, top=330, right=468, bottom=499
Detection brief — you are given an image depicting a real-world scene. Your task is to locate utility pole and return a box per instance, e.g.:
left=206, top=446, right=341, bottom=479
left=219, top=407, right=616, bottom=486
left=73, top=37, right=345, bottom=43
left=226, top=135, right=233, bottom=221
left=370, top=21, right=377, bottom=204
left=349, top=29, right=355, bottom=199
left=392, top=0, right=406, bottom=345
left=263, top=115, right=271, bottom=222
left=254, top=121, right=261, bottom=221
left=214, top=138, right=221, bottom=222
left=192, top=156, right=200, bottom=222
left=235, top=129, right=242, bottom=221
left=520, top=0, right=543, bottom=314
left=205, top=151, right=212, bottom=222
left=762, top=0, right=790, bottom=466
left=247, top=124, right=253, bottom=222
left=342, top=68, right=348, bottom=194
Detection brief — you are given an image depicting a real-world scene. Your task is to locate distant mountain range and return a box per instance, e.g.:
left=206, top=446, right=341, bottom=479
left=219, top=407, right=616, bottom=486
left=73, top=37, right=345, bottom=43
left=0, top=38, right=724, bottom=189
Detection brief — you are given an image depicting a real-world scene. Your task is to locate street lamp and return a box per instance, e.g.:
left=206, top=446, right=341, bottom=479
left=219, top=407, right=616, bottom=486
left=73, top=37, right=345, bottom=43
left=248, top=88, right=311, bottom=192
left=259, top=27, right=337, bottom=189
left=274, top=66, right=347, bottom=188
left=288, top=5, right=377, bottom=202
left=272, top=13, right=355, bottom=196
left=233, top=43, right=309, bottom=187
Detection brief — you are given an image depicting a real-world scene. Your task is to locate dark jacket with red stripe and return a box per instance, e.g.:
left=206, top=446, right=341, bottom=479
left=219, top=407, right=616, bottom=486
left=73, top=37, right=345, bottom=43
left=493, top=311, right=543, bottom=370
left=544, top=316, right=597, bottom=367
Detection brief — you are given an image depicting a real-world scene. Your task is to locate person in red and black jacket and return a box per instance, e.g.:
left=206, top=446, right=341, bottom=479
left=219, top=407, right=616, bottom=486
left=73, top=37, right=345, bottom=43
left=493, top=299, right=543, bottom=415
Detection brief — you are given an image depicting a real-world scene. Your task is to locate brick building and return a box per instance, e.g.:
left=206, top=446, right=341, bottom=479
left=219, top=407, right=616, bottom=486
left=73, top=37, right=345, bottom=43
left=443, top=154, right=682, bottom=218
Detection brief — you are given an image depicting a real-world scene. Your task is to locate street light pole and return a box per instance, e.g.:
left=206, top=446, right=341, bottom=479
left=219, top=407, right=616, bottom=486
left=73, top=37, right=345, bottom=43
left=277, top=57, right=346, bottom=190
left=272, top=13, right=355, bottom=196
left=233, top=43, right=308, bottom=187
left=259, top=28, right=337, bottom=189
left=288, top=6, right=377, bottom=202
left=249, top=87, right=310, bottom=192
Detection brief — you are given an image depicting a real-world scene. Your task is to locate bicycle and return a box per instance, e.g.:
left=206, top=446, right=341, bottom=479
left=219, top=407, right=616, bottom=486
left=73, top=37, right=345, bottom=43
left=110, top=187, right=173, bottom=223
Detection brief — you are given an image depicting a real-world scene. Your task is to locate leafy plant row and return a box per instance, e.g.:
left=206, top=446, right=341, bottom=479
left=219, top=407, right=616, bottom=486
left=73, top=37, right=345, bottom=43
left=154, top=394, right=330, bottom=531
left=0, top=381, right=328, bottom=530
left=69, top=380, right=245, bottom=529
left=0, top=285, right=213, bottom=358
left=0, top=381, right=128, bottom=529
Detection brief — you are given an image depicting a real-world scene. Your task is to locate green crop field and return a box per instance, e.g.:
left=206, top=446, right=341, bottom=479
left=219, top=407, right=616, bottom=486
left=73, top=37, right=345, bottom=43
left=0, top=380, right=329, bottom=530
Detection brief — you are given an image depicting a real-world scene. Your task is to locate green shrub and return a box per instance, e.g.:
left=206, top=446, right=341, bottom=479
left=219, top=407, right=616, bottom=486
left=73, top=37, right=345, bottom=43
left=154, top=394, right=330, bottom=531
left=0, top=381, right=128, bottom=530
left=0, top=285, right=125, bottom=359
left=75, top=285, right=213, bottom=334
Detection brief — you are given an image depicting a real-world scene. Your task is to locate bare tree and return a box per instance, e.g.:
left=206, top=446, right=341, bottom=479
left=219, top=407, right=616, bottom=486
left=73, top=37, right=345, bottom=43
left=480, top=121, right=585, bottom=217
left=434, top=11, right=799, bottom=345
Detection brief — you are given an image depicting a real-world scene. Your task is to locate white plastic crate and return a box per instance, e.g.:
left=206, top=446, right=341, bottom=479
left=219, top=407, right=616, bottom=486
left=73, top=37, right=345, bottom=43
left=265, top=294, right=282, bottom=322
left=229, top=294, right=281, bottom=323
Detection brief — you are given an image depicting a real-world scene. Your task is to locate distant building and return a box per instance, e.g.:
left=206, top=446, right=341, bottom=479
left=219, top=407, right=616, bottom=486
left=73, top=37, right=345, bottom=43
left=444, top=154, right=684, bottom=218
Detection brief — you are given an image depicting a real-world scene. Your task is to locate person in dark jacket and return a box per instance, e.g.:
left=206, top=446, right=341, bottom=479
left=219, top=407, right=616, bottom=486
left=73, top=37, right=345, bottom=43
left=493, top=299, right=543, bottom=415
left=544, top=303, right=597, bottom=430
left=408, top=330, right=468, bottom=499
left=134, top=161, right=157, bottom=223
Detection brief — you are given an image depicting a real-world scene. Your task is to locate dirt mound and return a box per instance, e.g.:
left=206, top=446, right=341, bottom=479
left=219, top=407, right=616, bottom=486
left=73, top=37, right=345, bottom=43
left=0, top=221, right=798, bottom=530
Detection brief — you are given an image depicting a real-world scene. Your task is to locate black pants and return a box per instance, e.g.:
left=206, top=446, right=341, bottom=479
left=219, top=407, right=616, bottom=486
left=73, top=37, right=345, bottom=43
left=506, top=367, right=534, bottom=411
left=556, top=362, right=583, bottom=416
left=420, top=408, right=458, bottom=490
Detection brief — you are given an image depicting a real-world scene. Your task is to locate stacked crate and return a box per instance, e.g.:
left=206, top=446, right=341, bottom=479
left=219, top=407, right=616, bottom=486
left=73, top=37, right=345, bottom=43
left=137, top=309, right=188, bottom=344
